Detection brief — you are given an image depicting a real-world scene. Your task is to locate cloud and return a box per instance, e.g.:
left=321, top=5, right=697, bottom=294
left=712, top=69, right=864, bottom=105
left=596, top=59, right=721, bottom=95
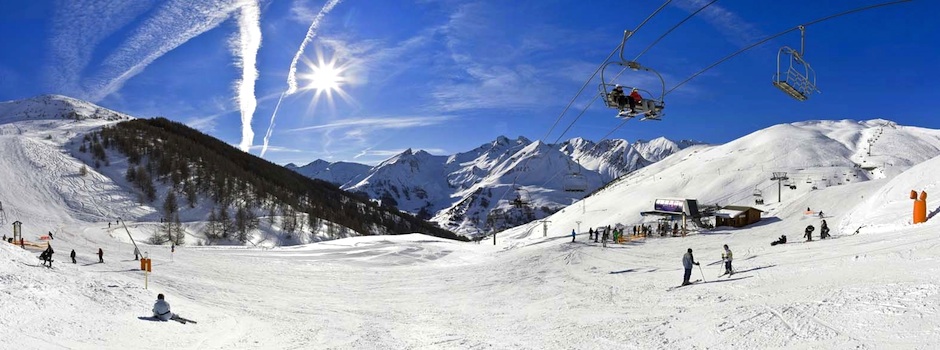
left=46, top=0, right=157, bottom=99
left=286, top=115, right=454, bottom=133
left=232, top=0, right=262, bottom=152
left=80, top=0, right=243, bottom=102
left=673, top=0, right=764, bottom=47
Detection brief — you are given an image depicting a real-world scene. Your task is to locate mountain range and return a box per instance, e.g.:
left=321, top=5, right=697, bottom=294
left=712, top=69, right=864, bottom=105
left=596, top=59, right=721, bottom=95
left=287, top=135, right=702, bottom=235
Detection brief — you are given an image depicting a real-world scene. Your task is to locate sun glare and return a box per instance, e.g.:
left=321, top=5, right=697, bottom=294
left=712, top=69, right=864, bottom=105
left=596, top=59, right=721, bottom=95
left=306, top=63, right=343, bottom=92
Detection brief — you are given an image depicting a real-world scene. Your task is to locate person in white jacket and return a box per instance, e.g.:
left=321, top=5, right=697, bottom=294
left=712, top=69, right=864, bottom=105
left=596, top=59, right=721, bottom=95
left=721, top=244, right=733, bottom=276
left=152, top=294, right=174, bottom=321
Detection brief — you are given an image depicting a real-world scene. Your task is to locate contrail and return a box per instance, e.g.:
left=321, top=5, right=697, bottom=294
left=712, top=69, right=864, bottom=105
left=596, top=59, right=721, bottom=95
left=234, top=0, right=262, bottom=152
left=261, top=0, right=344, bottom=157
left=286, top=0, right=343, bottom=95
left=260, top=92, right=286, bottom=157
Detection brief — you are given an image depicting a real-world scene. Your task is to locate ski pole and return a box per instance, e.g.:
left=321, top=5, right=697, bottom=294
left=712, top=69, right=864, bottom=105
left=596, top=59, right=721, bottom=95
left=698, top=265, right=707, bottom=282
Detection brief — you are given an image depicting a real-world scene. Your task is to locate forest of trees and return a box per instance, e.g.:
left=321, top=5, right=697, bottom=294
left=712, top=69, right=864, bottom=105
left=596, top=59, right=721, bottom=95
left=82, top=117, right=465, bottom=243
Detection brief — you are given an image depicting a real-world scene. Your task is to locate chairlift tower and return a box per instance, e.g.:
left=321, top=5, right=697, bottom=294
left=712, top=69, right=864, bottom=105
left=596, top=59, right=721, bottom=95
left=770, top=172, right=789, bottom=203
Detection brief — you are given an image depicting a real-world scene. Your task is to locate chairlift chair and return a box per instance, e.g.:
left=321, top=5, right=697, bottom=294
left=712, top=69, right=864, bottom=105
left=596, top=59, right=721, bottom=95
left=511, top=187, right=530, bottom=208
left=598, top=31, right=667, bottom=119
left=772, top=26, right=819, bottom=101
left=563, top=163, right=588, bottom=193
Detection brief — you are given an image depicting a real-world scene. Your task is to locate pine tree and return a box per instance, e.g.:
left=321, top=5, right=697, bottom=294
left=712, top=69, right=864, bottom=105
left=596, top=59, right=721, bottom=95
left=163, top=190, right=178, bottom=218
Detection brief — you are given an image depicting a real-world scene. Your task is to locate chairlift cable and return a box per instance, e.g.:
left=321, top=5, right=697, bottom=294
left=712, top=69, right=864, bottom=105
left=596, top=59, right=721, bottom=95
left=542, top=0, right=673, bottom=142
left=666, top=0, right=913, bottom=97
left=484, top=0, right=675, bottom=236
left=633, top=0, right=719, bottom=62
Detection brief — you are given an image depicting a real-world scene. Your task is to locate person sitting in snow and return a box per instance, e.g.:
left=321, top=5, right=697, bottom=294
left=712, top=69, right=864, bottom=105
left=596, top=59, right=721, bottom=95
left=771, top=235, right=787, bottom=246
left=152, top=293, right=174, bottom=321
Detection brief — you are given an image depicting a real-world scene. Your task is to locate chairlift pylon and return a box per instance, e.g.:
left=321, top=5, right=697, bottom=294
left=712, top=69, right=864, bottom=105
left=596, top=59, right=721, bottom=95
left=598, top=30, right=667, bottom=120
left=772, top=26, right=819, bottom=101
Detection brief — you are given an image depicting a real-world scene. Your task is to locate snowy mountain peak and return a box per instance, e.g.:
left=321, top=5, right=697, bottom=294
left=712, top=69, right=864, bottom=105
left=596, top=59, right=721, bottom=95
left=0, top=94, right=132, bottom=124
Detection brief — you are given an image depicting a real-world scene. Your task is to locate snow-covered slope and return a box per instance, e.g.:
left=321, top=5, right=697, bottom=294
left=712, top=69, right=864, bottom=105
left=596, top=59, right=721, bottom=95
left=4, top=116, right=940, bottom=348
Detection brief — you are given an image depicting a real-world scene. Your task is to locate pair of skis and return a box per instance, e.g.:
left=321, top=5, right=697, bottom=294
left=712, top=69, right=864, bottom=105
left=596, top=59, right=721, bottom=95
left=170, top=315, right=197, bottom=324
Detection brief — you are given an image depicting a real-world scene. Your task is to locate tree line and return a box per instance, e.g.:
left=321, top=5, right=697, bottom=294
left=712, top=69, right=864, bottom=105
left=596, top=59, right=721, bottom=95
left=81, top=117, right=465, bottom=243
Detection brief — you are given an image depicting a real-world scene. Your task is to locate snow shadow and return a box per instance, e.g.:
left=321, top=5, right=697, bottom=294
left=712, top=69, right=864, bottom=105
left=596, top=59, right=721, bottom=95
left=704, top=275, right=753, bottom=284
left=609, top=268, right=639, bottom=274
left=733, top=264, right=776, bottom=274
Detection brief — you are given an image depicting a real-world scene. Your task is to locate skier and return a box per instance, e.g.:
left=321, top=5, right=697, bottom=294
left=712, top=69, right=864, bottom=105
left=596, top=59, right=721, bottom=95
left=48, top=231, right=53, bottom=240
left=820, top=220, right=830, bottom=239
left=682, top=248, right=700, bottom=286
left=152, top=293, right=174, bottom=321
left=134, top=247, right=140, bottom=261
left=804, top=225, right=815, bottom=242
left=589, top=228, right=594, bottom=241
left=40, top=244, right=54, bottom=267
left=601, top=229, right=609, bottom=248
left=70, top=249, right=76, bottom=264
left=721, top=244, right=733, bottom=276
left=571, top=229, right=576, bottom=243
left=98, top=248, right=104, bottom=263
left=818, top=211, right=824, bottom=218
left=171, top=243, right=175, bottom=253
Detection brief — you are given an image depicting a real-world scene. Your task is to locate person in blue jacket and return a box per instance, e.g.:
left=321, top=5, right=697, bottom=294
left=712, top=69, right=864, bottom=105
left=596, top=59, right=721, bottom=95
left=571, top=229, right=576, bottom=243
left=682, top=248, right=700, bottom=285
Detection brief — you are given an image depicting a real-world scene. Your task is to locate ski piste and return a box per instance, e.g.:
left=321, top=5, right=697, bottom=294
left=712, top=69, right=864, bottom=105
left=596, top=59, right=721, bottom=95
left=666, top=279, right=702, bottom=291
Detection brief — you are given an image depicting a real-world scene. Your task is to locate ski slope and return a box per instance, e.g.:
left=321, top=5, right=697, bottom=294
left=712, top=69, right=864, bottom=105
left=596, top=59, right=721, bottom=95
left=1, top=115, right=940, bottom=348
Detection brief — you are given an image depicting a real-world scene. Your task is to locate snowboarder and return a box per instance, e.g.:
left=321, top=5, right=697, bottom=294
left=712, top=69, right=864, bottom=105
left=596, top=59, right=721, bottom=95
left=108, top=222, right=111, bottom=228
left=70, top=249, right=76, bottom=264
left=171, top=243, right=175, bottom=253
left=152, top=293, right=174, bottom=321
left=48, top=231, right=53, bottom=240
left=20, top=237, right=24, bottom=249
left=820, top=220, right=830, bottom=239
left=134, top=247, right=140, bottom=261
left=682, top=248, right=700, bottom=285
left=588, top=228, right=594, bottom=241
left=571, top=229, right=576, bottom=243
left=721, top=244, right=733, bottom=276
left=601, top=229, right=609, bottom=248
left=804, top=225, right=815, bottom=242
left=771, top=235, right=787, bottom=246
left=818, top=211, right=824, bottom=218
left=98, top=248, right=104, bottom=263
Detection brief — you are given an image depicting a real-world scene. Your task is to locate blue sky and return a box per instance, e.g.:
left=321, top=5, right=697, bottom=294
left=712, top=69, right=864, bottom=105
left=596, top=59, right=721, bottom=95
left=0, top=0, right=936, bottom=165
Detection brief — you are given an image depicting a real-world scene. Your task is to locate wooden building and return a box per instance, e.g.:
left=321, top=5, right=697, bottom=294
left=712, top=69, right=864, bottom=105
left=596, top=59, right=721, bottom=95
left=715, top=206, right=763, bottom=228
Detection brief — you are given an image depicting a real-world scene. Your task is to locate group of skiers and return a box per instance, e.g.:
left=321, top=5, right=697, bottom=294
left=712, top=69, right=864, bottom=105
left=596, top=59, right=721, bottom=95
left=804, top=220, right=830, bottom=241
left=680, top=245, right=734, bottom=286
left=35, top=244, right=104, bottom=267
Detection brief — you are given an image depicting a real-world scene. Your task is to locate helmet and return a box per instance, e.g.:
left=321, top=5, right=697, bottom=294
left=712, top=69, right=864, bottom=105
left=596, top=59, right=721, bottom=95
left=687, top=248, right=692, bottom=253
left=157, top=293, right=165, bottom=300
left=632, top=87, right=639, bottom=91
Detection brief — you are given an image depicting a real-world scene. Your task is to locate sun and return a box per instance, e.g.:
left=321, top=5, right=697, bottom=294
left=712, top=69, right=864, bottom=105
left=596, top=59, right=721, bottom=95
left=305, top=62, right=343, bottom=92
